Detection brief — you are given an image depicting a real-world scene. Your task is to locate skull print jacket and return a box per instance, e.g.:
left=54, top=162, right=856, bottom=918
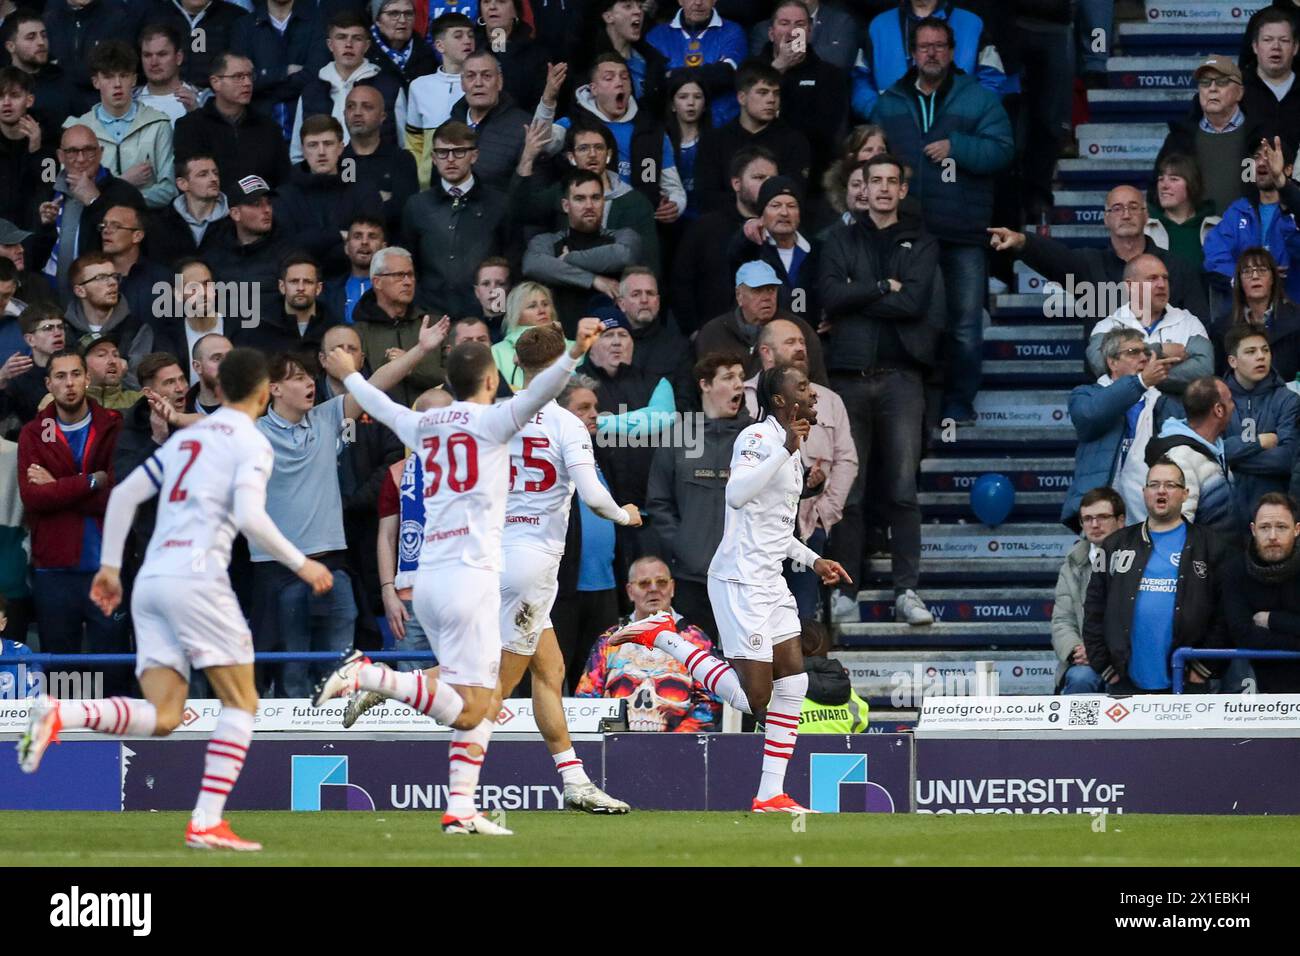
left=1081, top=519, right=1232, bottom=686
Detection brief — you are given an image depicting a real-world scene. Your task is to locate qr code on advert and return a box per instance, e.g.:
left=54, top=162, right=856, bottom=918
left=1069, top=699, right=1100, bottom=726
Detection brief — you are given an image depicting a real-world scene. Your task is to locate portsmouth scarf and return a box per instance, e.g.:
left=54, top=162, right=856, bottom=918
left=370, top=24, right=413, bottom=72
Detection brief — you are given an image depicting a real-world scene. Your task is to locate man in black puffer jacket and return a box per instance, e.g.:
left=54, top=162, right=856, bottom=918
left=1224, top=491, right=1300, bottom=693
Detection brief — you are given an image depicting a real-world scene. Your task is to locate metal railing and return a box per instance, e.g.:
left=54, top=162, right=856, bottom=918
left=1171, top=647, right=1300, bottom=693
left=10, top=650, right=437, bottom=667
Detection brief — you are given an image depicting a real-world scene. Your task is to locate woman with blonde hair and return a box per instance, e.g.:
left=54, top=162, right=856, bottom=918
left=491, top=281, right=571, bottom=389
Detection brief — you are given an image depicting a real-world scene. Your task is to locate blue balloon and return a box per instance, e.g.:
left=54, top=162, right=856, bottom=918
left=970, top=473, right=1015, bottom=526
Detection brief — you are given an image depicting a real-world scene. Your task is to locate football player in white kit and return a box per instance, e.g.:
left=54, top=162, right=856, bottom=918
left=493, top=325, right=639, bottom=813
left=610, top=364, right=852, bottom=813
left=17, top=349, right=335, bottom=851
left=313, top=317, right=603, bottom=835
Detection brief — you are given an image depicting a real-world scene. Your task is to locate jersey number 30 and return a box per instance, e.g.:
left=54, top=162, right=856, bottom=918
left=422, top=432, right=479, bottom=496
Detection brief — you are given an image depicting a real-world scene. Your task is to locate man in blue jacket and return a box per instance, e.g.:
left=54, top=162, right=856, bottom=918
left=647, top=0, right=748, bottom=128
left=1223, top=324, right=1299, bottom=525
left=870, top=16, right=1012, bottom=425
left=851, top=0, right=1005, bottom=122
left=1065, top=327, right=1182, bottom=529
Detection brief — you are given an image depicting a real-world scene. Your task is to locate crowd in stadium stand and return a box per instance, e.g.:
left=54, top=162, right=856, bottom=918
left=1, top=0, right=1300, bottom=715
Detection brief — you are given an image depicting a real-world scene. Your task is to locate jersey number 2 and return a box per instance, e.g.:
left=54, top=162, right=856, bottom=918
left=168, top=440, right=202, bottom=502
left=422, top=432, right=479, bottom=496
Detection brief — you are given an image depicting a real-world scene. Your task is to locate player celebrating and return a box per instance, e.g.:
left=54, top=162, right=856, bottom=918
left=313, top=317, right=603, bottom=835
left=610, top=364, right=852, bottom=813
left=17, top=349, right=335, bottom=851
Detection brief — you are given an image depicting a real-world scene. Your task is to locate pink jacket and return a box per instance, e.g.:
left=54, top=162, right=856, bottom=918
left=743, top=376, right=858, bottom=540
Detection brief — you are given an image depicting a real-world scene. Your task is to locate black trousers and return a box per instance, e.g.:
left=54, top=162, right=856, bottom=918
left=551, top=588, right=620, bottom=694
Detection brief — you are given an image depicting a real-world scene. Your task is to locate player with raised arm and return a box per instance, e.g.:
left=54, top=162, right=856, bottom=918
left=313, top=317, right=603, bottom=835
left=609, top=364, right=852, bottom=813
left=17, top=349, right=335, bottom=851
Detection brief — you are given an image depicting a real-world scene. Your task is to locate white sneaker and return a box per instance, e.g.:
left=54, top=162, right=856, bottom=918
left=895, top=590, right=934, bottom=626
left=564, top=782, right=631, bottom=814
left=830, top=592, right=859, bottom=623
left=441, top=812, right=514, bottom=836
left=17, top=694, right=61, bottom=774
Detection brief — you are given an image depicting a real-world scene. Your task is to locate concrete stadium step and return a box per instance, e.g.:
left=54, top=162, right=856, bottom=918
left=980, top=359, right=1085, bottom=387
left=984, top=324, right=1085, bottom=362
left=1086, top=87, right=1190, bottom=121
left=918, top=456, right=1075, bottom=494
left=853, top=588, right=1057, bottom=623
left=1047, top=190, right=1108, bottom=226
left=991, top=292, right=1054, bottom=323
left=1138, top=1, right=1263, bottom=27
left=865, top=555, right=1063, bottom=586
left=1021, top=223, right=1111, bottom=248
left=1056, top=158, right=1152, bottom=189
left=1104, top=55, right=1206, bottom=90
left=928, top=425, right=1077, bottom=453
left=837, top=620, right=1052, bottom=649
left=968, top=388, right=1071, bottom=428
left=1117, top=21, right=1246, bottom=54
left=914, top=522, right=1077, bottom=561
left=838, top=649, right=1059, bottom=704
left=1077, top=122, right=1170, bottom=163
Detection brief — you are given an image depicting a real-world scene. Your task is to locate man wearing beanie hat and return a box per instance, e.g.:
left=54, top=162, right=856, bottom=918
left=693, top=61, right=811, bottom=213
left=727, top=174, right=819, bottom=321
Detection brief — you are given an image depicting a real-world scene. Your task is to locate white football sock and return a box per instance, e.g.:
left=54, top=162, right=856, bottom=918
left=552, top=747, right=590, bottom=786
left=193, top=707, right=254, bottom=828
left=357, top=665, right=464, bottom=726
left=653, top=632, right=751, bottom=713
left=757, top=672, right=808, bottom=801
left=447, top=718, right=493, bottom=819
left=60, top=697, right=157, bottom=736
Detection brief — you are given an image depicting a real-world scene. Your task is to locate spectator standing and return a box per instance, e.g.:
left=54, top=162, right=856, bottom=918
left=229, top=0, right=318, bottom=140
left=185, top=332, right=231, bottom=413
left=247, top=254, right=343, bottom=353
left=81, top=333, right=141, bottom=411
left=134, top=23, right=204, bottom=127
left=871, top=16, right=1013, bottom=424
left=1242, top=10, right=1300, bottom=162
left=0, top=303, right=65, bottom=423
left=490, top=280, right=564, bottom=389
left=43, top=0, right=142, bottom=112
left=144, top=153, right=229, bottom=267
left=447, top=51, right=530, bottom=192
left=1144, top=153, right=1218, bottom=276
left=63, top=252, right=147, bottom=381
left=402, top=120, right=509, bottom=318
left=174, top=52, right=294, bottom=191
left=1086, top=254, right=1213, bottom=395
left=1083, top=458, right=1229, bottom=693
left=17, top=348, right=127, bottom=682
left=1224, top=492, right=1300, bottom=693
left=350, top=245, right=444, bottom=405
left=1145, top=376, right=1237, bottom=537
left=471, top=257, right=510, bottom=338
left=1222, top=325, right=1298, bottom=523
left=575, top=554, right=722, bottom=732
left=1053, top=487, right=1124, bottom=694
left=581, top=0, right=670, bottom=113
left=138, top=259, right=233, bottom=381
left=3, top=13, right=76, bottom=138
left=0, top=67, right=55, bottom=232
left=145, top=0, right=249, bottom=91
left=343, top=84, right=419, bottom=234
left=727, top=175, right=819, bottom=322
left=1231, top=247, right=1300, bottom=384
left=749, top=0, right=863, bottom=72
left=670, top=145, right=776, bottom=336
left=323, top=215, right=385, bottom=324
left=743, top=319, right=857, bottom=620
left=646, top=351, right=747, bottom=640
left=617, top=267, right=689, bottom=389
left=96, top=203, right=169, bottom=331
left=472, top=0, right=547, bottom=112
left=367, top=0, right=439, bottom=87
left=522, top=168, right=643, bottom=333
left=406, top=13, right=475, bottom=188
left=206, top=174, right=292, bottom=296
left=1065, top=327, right=1182, bottom=527
left=663, top=73, right=709, bottom=226
left=646, top=0, right=748, bottom=128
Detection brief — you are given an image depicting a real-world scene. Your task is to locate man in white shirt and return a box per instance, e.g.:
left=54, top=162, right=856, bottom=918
left=135, top=23, right=204, bottom=126
left=405, top=12, right=474, bottom=188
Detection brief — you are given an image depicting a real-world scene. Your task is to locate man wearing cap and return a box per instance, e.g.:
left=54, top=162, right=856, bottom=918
left=694, top=260, right=828, bottom=384
left=174, top=52, right=294, bottom=192
left=522, top=168, right=644, bottom=335
left=693, top=61, right=811, bottom=213
left=727, top=174, right=819, bottom=322
left=366, top=0, right=438, bottom=86
left=1157, top=54, right=1263, bottom=216
left=80, top=333, right=142, bottom=411
left=207, top=173, right=292, bottom=305
left=0, top=218, right=56, bottom=308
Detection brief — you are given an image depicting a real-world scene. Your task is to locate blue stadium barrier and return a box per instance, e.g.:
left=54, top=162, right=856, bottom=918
left=1171, top=648, right=1300, bottom=694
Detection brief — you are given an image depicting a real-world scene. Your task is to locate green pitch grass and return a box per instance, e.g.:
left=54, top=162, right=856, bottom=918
left=0, top=811, right=1297, bottom=866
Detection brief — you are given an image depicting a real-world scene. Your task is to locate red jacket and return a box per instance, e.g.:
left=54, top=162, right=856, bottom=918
left=18, top=400, right=122, bottom=570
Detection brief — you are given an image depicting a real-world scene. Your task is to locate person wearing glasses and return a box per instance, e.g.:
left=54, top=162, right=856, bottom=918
left=174, top=52, right=293, bottom=192
left=1230, top=246, right=1300, bottom=382
left=1066, top=327, right=1182, bottom=528
left=1204, top=134, right=1300, bottom=329
left=1083, top=457, right=1230, bottom=694
left=1145, top=375, right=1238, bottom=538
left=366, top=0, right=439, bottom=86
left=989, top=184, right=1212, bottom=340
left=1053, top=487, right=1125, bottom=694
left=350, top=245, right=444, bottom=405
left=0, top=302, right=67, bottom=424
left=1086, top=254, right=1213, bottom=395
left=63, top=252, right=148, bottom=388
left=401, top=120, right=509, bottom=319
left=95, top=203, right=169, bottom=333
left=1156, top=55, right=1265, bottom=218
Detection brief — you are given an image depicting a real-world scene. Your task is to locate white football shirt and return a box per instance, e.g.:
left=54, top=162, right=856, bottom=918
left=137, top=407, right=273, bottom=579
left=503, top=401, right=594, bottom=556
left=708, top=416, right=808, bottom=586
